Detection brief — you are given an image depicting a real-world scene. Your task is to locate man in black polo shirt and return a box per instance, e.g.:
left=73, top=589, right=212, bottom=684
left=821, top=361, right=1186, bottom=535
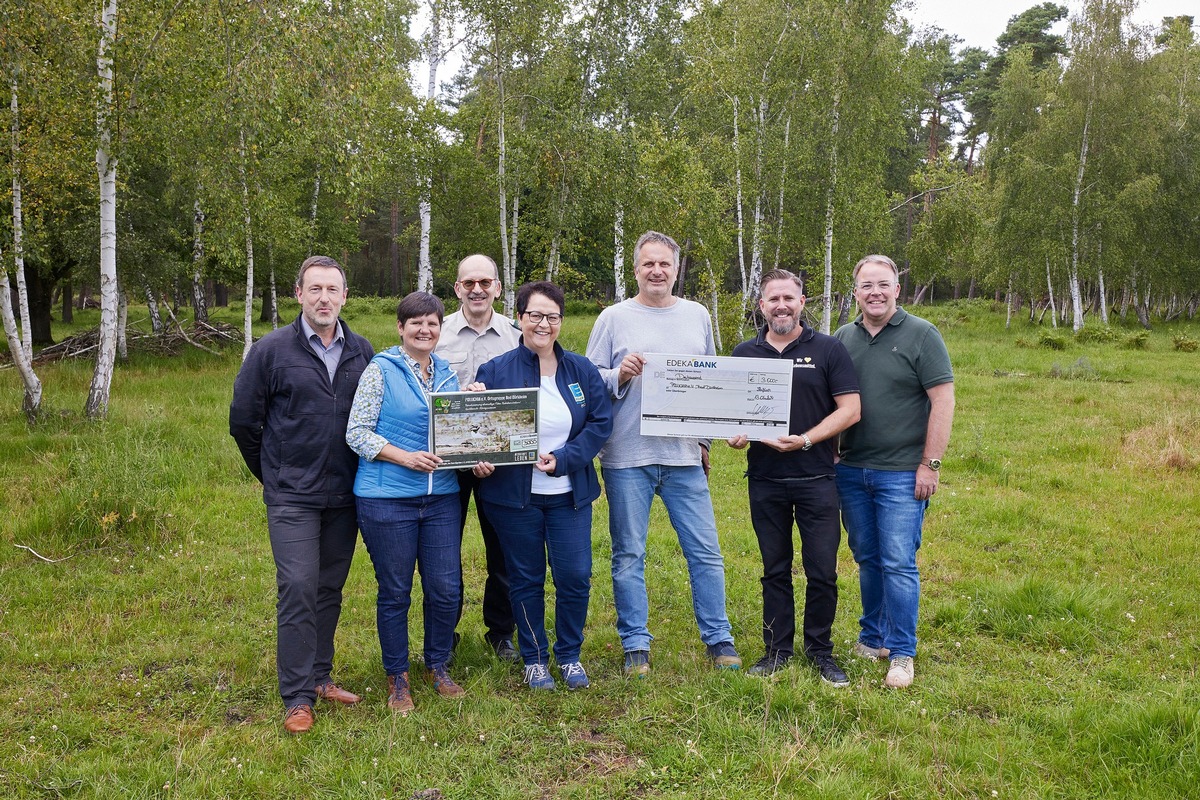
left=728, top=269, right=861, bottom=685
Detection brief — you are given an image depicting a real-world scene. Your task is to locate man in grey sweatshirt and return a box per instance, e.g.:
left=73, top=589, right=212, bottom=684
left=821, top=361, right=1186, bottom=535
left=585, top=231, right=740, bottom=676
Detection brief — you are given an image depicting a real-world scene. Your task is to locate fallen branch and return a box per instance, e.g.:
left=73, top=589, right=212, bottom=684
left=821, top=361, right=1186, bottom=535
left=13, top=543, right=75, bottom=563
left=160, top=294, right=221, bottom=355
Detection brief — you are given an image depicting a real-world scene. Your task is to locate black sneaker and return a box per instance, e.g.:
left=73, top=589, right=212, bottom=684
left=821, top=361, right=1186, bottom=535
left=748, top=652, right=791, bottom=676
left=490, top=637, right=520, bottom=663
left=809, top=653, right=849, bottom=688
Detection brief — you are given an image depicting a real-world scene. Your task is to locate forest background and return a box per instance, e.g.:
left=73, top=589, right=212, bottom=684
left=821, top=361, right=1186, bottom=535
left=2, top=0, right=1199, bottom=419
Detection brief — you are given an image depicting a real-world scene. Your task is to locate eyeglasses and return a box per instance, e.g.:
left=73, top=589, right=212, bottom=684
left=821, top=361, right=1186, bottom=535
left=855, top=281, right=894, bottom=293
left=522, top=311, right=563, bottom=325
left=459, top=279, right=494, bottom=291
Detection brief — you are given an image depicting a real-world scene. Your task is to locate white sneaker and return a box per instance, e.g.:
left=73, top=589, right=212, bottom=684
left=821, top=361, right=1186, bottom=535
left=852, top=641, right=891, bottom=661
left=884, top=656, right=914, bottom=689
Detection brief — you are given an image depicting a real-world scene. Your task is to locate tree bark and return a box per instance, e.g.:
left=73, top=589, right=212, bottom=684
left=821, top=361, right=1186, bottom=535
left=612, top=204, right=625, bottom=302
left=191, top=199, right=208, bottom=322
left=85, top=0, right=120, bottom=420
left=239, top=127, right=255, bottom=361
left=10, top=74, right=32, bottom=363
left=821, top=95, right=841, bottom=334
left=0, top=248, right=42, bottom=418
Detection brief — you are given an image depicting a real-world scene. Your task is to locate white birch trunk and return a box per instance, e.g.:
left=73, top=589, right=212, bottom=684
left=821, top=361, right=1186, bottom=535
left=239, top=127, right=255, bottom=361
left=269, top=264, right=279, bottom=329
left=821, top=95, right=841, bottom=335
left=706, top=257, right=722, bottom=353
left=1068, top=96, right=1092, bottom=333
left=85, top=0, right=120, bottom=419
left=10, top=76, right=32, bottom=363
left=308, top=174, right=320, bottom=256
left=192, top=198, right=207, bottom=322
left=1005, top=274, right=1014, bottom=329
left=117, top=288, right=128, bottom=360
left=0, top=250, right=42, bottom=416
left=772, top=115, right=790, bottom=272
left=144, top=283, right=162, bottom=333
left=740, top=95, right=766, bottom=335
left=1046, top=258, right=1058, bottom=329
left=417, top=0, right=441, bottom=294
left=506, top=192, right=519, bottom=315
left=1097, top=236, right=1108, bottom=324
left=612, top=204, right=626, bottom=302
left=731, top=97, right=749, bottom=322
left=495, top=51, right=515, bottom=316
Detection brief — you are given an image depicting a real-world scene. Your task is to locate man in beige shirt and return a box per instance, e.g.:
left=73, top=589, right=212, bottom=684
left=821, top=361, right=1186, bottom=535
left=435, top=254, right=521, bottom=661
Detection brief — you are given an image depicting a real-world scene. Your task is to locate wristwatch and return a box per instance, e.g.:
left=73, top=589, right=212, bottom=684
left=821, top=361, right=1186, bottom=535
left=800, top=433, right=814, bottom=451
left=922, top=457, right=942, bottom=471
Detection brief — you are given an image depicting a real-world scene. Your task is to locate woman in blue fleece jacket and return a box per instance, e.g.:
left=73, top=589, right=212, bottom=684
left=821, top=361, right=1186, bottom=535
left=472, top=281, right=613, bottom=690
left=346, top=292, right=465, bottom=714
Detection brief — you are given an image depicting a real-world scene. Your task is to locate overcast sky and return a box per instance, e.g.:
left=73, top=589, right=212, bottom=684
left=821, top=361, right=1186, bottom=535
left=907, top=0, right=1194, bottom=50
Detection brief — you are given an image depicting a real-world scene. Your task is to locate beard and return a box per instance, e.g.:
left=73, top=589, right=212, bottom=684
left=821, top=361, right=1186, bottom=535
left=767, top=315, right=798, bottom=336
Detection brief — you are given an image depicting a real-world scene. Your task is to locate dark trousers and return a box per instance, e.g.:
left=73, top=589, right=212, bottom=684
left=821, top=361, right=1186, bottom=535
left=748, top=476, right=841, bottom=659
left=483, top=494, right=592, bottom=666
left=457, top=471, right=514, bottom=643
left=266, top=504, right=358, bottom=709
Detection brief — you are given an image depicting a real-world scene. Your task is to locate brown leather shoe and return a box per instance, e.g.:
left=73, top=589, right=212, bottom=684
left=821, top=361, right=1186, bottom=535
left=283, top=704, right=314, bottom=734
left=426, top=664, right=466, bottom=698
left=315, top=681, right=362, bottom=705
left=387, top=673, right=415, bottom=714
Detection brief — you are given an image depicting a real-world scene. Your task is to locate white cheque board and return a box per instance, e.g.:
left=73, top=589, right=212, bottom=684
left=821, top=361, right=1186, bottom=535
left=639, top=352, right=792, bottom=440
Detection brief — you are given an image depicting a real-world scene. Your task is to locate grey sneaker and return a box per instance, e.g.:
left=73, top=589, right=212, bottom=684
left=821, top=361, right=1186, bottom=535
left=884, top=656, right=914, bottom=689
left=748, top=652, right=791, bottom=676
left=559, top=661, right=590, bottom=690
left=852, top=641, right=891, bottom=661
left=809, top=653, right=850, bottom=688
left=523, top=663, right=557, bottom=690
left=706, top=641, right=742, bottom=670
left=623, top=649, right=651, bottom=678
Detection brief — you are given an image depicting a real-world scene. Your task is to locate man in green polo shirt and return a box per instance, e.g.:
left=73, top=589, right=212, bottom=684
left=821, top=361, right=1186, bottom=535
left=833, top=254, right=955, bottom=689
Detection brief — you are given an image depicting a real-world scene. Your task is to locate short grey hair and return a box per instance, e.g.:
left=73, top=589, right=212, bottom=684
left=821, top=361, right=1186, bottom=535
left=634, top=231, right=680, bottom=269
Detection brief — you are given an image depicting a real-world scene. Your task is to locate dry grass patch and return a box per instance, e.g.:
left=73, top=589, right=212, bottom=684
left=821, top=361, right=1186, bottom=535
left=1122, top=414, right=1200, bottom=471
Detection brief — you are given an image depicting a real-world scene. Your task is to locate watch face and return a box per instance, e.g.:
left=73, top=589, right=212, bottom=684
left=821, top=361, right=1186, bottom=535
left=928, top=459, right=942, bottom=470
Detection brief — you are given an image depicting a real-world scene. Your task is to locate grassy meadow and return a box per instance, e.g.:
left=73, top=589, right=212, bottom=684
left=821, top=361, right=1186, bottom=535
left=1, top=298, right=1198, bottom=799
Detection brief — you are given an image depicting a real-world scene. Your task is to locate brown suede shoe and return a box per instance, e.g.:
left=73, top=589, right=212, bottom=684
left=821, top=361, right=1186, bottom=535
left=283, top=704, right=314, bottom=734
left=315, top=681, right=362, bottom=705
left=387, top=673, right=415, bottom=714
left=426, top=664, right=466, bottom=698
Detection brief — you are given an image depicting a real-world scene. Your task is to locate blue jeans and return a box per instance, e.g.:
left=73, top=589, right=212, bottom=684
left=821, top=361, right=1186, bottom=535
left=603, top=465, right=733, bottom=652
left=482, top=494, right=592, bottom=666
left=835, top=465, right=926, bottom=659
left=357, top=493, right=461, bottom=676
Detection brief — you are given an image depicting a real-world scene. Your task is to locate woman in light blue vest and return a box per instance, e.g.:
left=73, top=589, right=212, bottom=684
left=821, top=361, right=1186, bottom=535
left=346, top=292, right=463, bottom=714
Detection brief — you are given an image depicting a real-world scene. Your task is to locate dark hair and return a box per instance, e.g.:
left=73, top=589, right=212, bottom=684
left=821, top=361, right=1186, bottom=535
left=396, top=291, right=445, bottom=324
left=295, top=255, right=348, bottom=291
left=515, top=281, right=565, bottom=314
left=760, top=268, right=803, bottom=294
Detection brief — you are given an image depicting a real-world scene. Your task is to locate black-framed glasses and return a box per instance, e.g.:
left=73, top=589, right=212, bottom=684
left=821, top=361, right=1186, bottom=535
left=459, top=278, right=494, bottom=291
left=522, top=311, right=563, bottom=325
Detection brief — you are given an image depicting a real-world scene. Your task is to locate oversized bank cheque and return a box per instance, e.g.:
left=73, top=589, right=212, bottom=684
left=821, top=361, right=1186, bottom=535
left=430, top=388, right=540, bottom=469
left=640, top=353, right=792, bottom=440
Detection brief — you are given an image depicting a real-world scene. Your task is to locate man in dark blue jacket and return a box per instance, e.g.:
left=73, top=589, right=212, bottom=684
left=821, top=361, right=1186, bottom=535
left=229, top=255, right=374, bottom=734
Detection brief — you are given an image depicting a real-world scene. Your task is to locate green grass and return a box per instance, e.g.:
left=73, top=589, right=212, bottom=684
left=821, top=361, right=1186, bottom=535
left=2, top=300, right=1198, bottom=798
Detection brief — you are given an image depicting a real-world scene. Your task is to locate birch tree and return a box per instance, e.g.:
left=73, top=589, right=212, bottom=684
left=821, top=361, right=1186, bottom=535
left=85, top=0, right=120, bottom=419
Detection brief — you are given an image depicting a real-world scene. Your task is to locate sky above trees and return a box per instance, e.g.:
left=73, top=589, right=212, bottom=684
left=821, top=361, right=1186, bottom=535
left=909, top=0, right=1193, bottom=48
